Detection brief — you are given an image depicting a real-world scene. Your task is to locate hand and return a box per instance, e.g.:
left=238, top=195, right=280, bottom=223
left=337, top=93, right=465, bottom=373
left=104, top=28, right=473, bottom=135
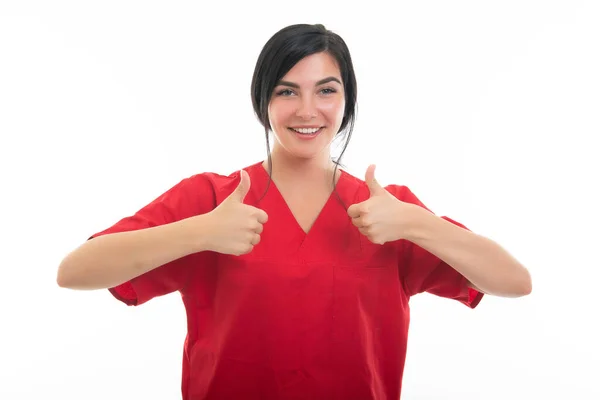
left=347, top=164, right=415, bottom=245
left=203, top=170, right=268, bottom=256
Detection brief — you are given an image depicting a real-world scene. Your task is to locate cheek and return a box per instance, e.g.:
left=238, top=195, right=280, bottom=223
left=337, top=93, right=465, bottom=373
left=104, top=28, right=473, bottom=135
left=319, top=99, right=345, bottom=123
left=269, top=101, right=294, bottom=127
left=267, top=103, right=276, bottom=127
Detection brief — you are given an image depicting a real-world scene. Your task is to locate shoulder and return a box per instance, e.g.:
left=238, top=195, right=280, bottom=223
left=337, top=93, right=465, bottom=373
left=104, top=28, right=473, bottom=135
left=339, top=170, right=427, bottom=209
left=184, top=161, right=261, bottom=188
left=384, top=184, right=423, bottom=205
left=156, top=162, right=261, bottom=213
left=180, top=161, right=263, bottom=199
left=385, top=184, right=437, bottom=214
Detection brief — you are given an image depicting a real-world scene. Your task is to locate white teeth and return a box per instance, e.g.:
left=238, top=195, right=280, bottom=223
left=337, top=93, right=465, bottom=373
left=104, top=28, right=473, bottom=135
left=292, top=127, right=320, bottom=134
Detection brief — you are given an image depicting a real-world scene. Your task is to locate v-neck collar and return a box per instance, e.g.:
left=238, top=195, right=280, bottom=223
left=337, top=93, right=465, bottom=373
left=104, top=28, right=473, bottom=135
left=248, top=161, right=353, bottom=257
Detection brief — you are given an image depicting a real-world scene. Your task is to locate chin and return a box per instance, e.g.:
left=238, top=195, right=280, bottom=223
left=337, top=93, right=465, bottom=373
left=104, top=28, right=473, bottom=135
left=272, top=131, right=335, bottom=161
left=287, top=150, right=322, bottom=160
left=275, top=145, right=324, bottom=161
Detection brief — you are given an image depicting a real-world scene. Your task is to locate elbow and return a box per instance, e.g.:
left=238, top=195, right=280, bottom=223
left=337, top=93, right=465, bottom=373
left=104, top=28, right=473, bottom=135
left=57, top=243, right=91, bottom=289
left=520, top=272, right=533, bottom=296
left=487, top=267, right=532, bottom=298
left=511, top=268, right=533, bottom=297
left=56, top=261, right=74, bottom=289
left=56, top=255, right=84, bottom=289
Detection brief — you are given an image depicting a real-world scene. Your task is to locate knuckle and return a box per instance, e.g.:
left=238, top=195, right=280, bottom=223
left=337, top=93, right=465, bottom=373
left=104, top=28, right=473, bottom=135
left=241, top=244, right=253, bottom=254
left=260, top=212, right=268, bottom=223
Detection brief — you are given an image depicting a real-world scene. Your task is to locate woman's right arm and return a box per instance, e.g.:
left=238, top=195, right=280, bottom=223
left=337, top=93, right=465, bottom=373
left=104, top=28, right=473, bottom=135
left=56, top=214, right=211, bottom=291
left=57, top=169, right=267, bottom=291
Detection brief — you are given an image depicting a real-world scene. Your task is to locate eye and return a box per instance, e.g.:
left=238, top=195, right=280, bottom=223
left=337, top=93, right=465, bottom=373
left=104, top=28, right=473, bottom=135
left=320, top=88, right=337, bottom=95
left=276, top=89, right=295, bottom=96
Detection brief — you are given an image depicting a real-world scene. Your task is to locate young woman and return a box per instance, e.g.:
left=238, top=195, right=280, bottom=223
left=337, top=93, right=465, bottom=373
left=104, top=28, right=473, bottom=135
left=57, top=23, right=532, bottom=400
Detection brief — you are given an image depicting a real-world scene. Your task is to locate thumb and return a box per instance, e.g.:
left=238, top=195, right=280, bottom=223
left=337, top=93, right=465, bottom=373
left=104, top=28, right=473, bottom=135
left=230, top=169, right=251, bottom=202
left=365, top=164, right=385, bottom=196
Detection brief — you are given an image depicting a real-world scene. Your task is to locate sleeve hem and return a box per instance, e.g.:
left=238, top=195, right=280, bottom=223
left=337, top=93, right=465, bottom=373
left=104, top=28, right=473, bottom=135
left=466, top=287, right=485, bottom=309
left=108, top=283, right=140, bottom=306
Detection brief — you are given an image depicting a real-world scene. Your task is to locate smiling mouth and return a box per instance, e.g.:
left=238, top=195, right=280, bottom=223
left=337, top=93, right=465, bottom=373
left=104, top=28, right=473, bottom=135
left=289, top=127, right=324, bottom=135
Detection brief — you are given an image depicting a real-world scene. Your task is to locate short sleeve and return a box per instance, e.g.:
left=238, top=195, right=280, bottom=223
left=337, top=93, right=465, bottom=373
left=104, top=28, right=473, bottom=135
left=388, top=185, right=484, bottom=308
left=88, top=174, right=217, bottom=306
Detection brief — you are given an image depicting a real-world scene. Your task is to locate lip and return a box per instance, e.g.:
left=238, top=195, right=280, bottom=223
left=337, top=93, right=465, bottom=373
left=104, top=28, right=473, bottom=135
left=288, top=127, right=324, bottom=140
left=289, top=126, right=323, bottom=129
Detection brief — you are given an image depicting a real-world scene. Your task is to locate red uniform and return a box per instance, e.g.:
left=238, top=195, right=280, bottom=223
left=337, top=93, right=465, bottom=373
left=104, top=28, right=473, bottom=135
left=90, top=161, right=483, bottom=399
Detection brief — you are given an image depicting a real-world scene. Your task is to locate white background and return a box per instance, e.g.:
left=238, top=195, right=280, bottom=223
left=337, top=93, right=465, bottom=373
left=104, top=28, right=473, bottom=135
left=1, top=1, right=599, bottom=399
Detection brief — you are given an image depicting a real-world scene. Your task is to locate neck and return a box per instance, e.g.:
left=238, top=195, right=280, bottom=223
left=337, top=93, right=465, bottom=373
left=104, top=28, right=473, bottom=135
left=262, top=147, right=339, bottom=186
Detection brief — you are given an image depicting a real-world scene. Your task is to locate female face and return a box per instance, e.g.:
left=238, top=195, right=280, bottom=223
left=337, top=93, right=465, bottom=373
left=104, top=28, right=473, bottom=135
left=268, top=52, right=346, bottom=162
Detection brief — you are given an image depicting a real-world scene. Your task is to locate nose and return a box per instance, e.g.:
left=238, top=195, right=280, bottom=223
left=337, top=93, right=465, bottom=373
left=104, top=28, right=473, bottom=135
left=295, top=96, right=317, bottom=120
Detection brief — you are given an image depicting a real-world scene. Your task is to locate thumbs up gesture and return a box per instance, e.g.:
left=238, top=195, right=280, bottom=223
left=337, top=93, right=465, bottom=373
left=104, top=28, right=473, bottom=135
left=347, top=165, right=414, bottom=245
left=204, top=170, right=269, bottom=256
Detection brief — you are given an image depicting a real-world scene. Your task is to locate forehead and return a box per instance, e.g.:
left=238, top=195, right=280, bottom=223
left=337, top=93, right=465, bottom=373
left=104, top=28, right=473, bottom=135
left=280, top=52, right=342, bottom=84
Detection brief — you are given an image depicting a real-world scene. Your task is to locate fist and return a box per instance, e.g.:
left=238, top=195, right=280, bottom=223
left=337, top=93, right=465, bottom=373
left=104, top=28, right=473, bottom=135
left=204, top=170, right=268, bottom=256
left=348, top=164, right=412, bottom=245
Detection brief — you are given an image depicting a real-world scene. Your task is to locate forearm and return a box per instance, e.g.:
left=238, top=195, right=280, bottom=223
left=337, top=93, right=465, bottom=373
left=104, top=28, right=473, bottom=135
left=404, top=206, right=532, bottom=297
left=57, top=214, right=210, bottom=291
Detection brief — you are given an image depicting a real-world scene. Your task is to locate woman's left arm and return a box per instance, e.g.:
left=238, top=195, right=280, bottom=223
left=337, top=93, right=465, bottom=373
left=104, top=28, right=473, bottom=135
left=403, top=205, right=532, bottom=298
left=348, top=165, right=532, bottom=298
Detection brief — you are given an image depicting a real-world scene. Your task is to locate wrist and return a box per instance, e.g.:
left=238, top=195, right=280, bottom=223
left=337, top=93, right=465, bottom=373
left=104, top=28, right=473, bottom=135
left=178, top=214, right=213, bottom=254
left=401, top=204, right=435, bottom=243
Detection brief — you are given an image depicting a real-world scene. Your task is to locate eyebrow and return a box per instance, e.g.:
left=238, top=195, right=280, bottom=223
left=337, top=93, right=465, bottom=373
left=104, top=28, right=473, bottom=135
left=276, top=76, right=342, bottom=88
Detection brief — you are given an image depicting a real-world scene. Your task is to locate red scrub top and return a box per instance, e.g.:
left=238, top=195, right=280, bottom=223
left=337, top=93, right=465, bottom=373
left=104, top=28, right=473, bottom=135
left=90, top=161, right=483, bottom=400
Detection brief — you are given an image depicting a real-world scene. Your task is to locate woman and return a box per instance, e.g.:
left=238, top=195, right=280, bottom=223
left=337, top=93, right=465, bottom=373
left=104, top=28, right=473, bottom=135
left=57, top=24, right=532, bottom=400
